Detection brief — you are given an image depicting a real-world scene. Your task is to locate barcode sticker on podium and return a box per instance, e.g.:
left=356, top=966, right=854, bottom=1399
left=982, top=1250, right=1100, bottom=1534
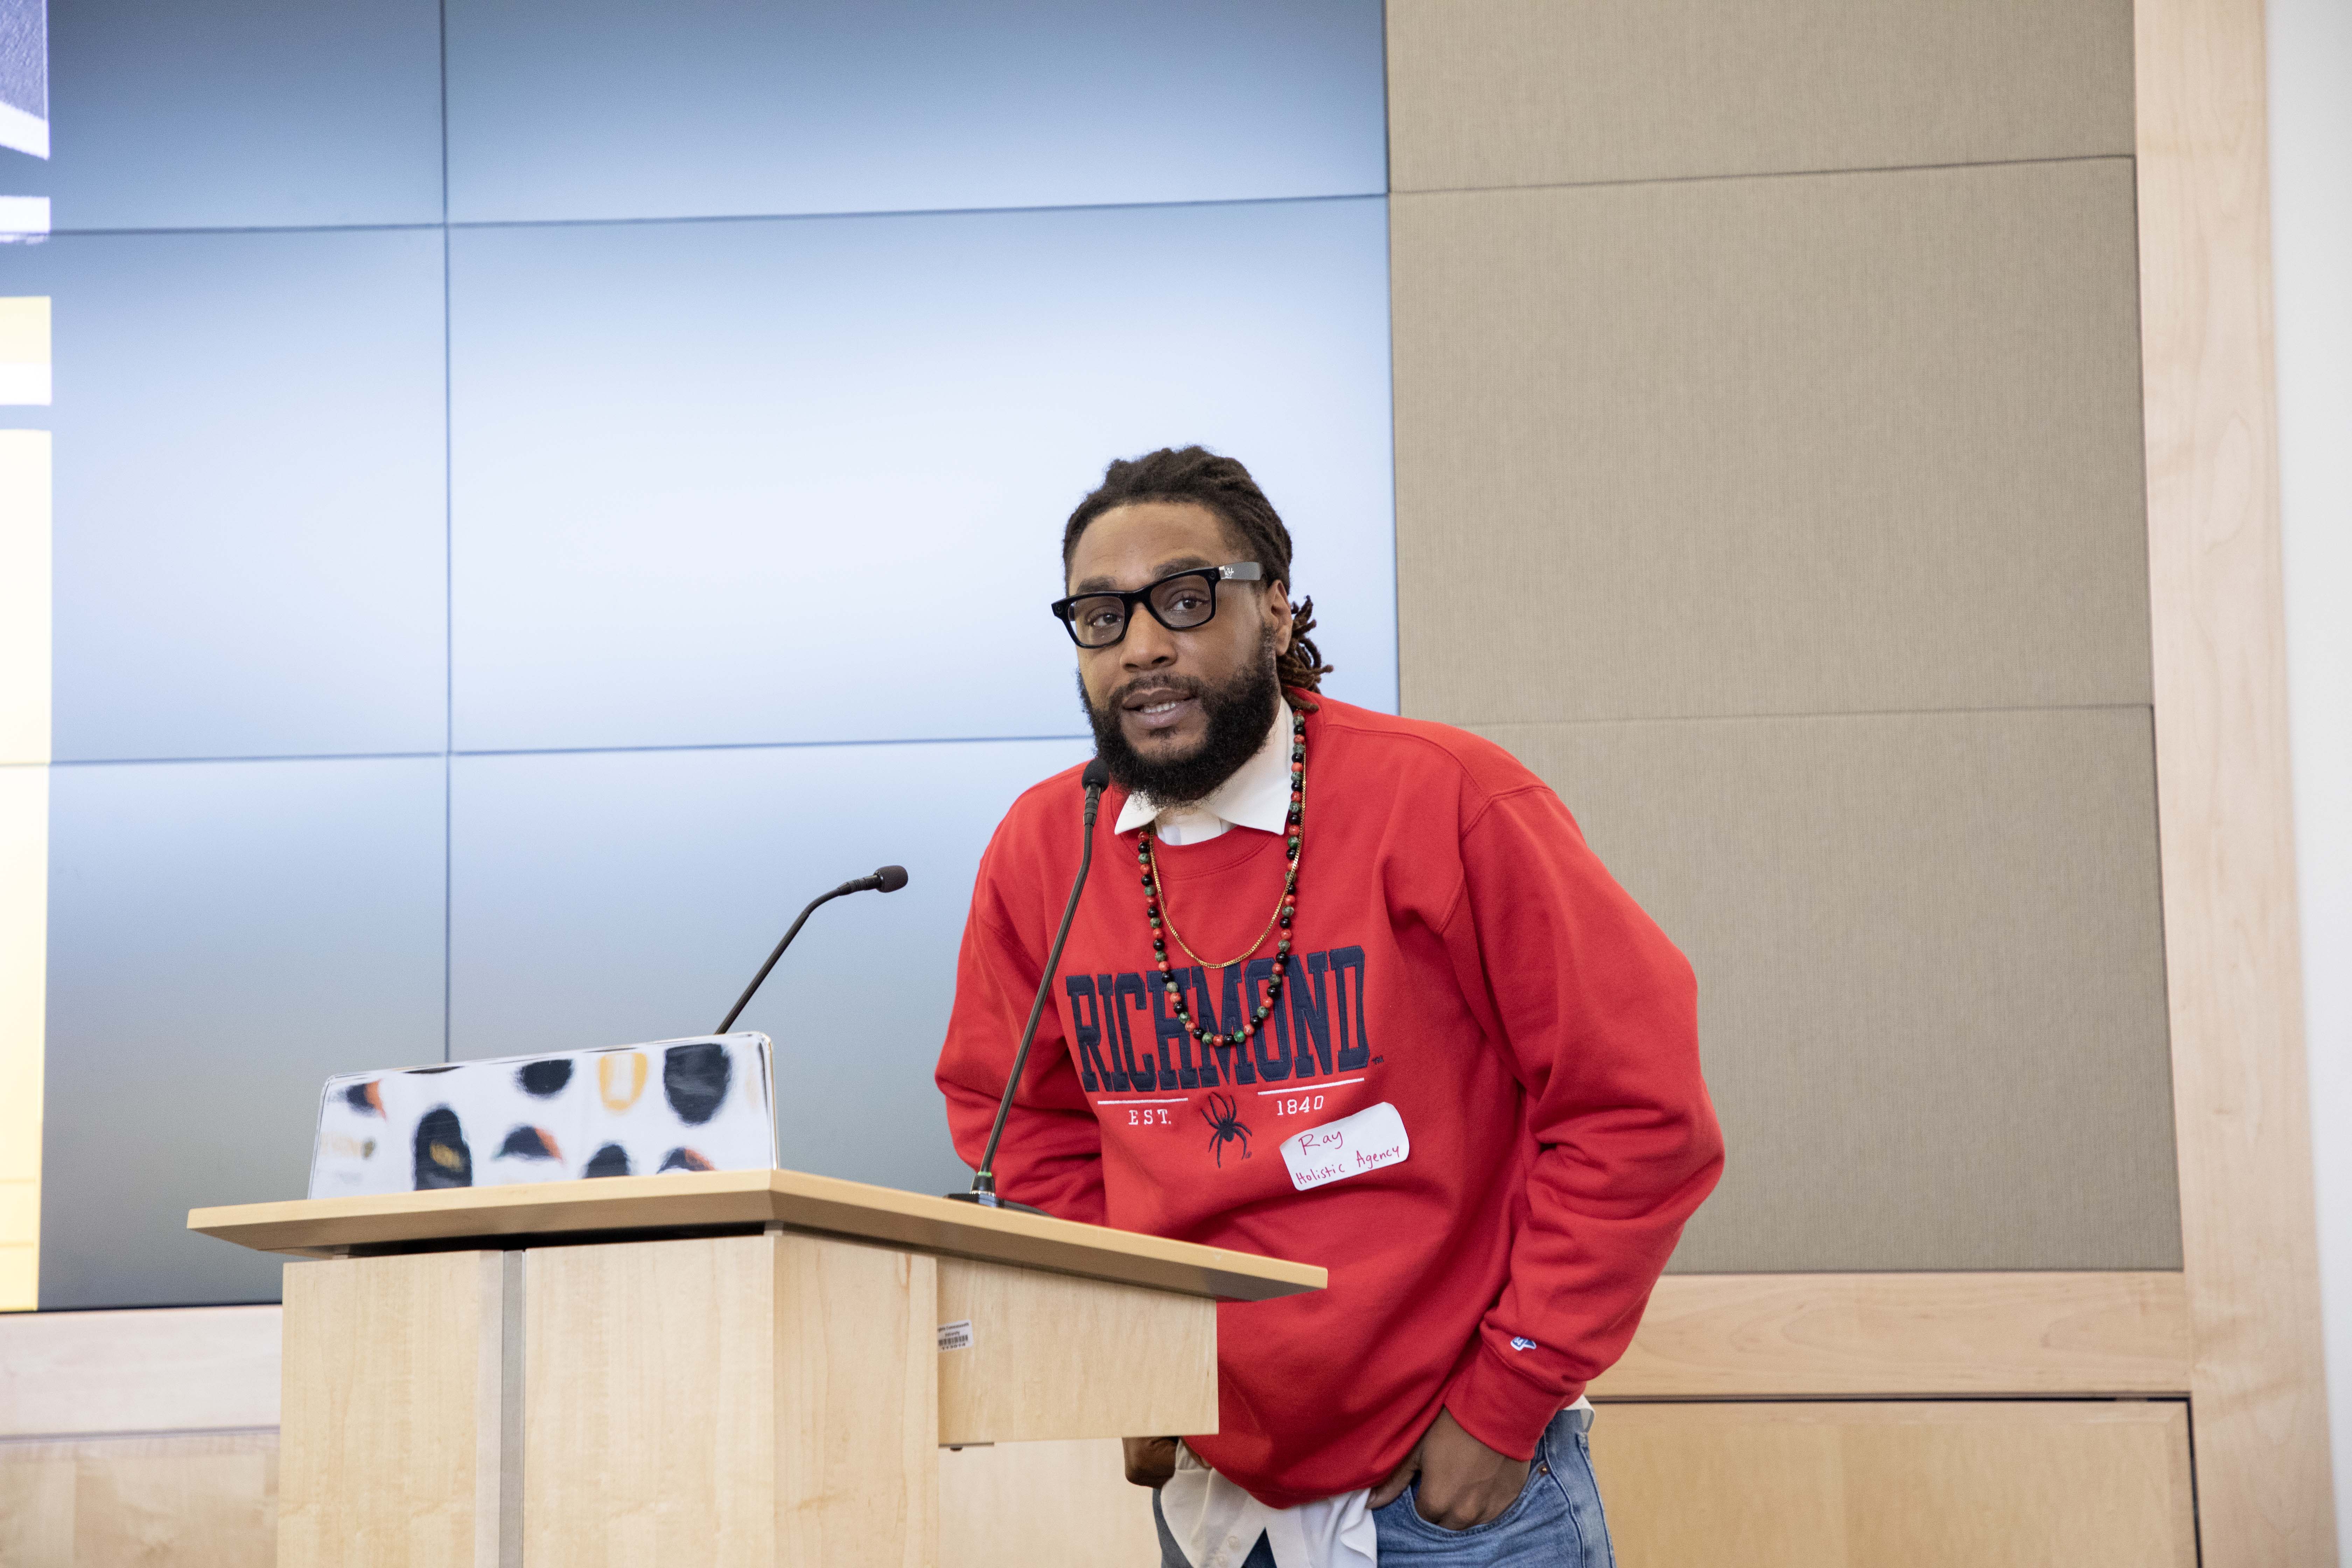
left=937, top=1320, right=974, bottom=1352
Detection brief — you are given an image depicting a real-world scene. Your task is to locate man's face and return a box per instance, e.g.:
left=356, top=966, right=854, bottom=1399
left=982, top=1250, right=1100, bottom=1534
left=1066, top=500, right=1294, bottom=770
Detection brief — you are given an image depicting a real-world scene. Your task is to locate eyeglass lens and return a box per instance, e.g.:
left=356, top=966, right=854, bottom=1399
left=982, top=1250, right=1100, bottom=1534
left=1068, top=574, right=1220, bottom=648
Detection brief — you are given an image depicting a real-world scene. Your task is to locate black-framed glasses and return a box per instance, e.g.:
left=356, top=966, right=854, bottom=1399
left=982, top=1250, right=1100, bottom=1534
left=1050, top=562, right=1264, bottom=649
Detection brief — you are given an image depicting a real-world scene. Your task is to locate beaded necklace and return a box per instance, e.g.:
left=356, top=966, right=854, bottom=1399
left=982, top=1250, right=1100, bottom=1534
left=1139, top=704, right=1308, bottom=1051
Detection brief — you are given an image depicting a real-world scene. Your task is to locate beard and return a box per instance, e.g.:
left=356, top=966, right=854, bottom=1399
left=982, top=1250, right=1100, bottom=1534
left=1081, top=626, right=1282, bottom=806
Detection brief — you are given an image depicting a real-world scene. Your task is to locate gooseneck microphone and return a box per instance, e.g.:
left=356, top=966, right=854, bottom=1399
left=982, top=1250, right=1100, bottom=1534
left=714, top=864, right=909, bottom=1035
left=949, top=756, right=1111, bottom=1212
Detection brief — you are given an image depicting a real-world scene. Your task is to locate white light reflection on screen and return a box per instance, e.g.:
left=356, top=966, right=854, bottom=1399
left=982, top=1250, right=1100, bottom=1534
left=0, top=0, right=46, bottom=160
left=0, top=194, right=46, bottom=240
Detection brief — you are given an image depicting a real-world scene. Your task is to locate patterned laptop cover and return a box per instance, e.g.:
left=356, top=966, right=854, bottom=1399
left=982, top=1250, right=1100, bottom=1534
left=307, top=1033, right=776, bottom=1197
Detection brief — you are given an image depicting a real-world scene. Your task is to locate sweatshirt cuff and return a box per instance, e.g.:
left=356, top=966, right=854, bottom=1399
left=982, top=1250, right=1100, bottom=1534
left=1442, top=1341, right=1582, bottom=1464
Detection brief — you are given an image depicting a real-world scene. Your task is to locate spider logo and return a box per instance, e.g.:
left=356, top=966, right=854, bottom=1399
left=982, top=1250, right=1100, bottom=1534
left=1201, top=1092, right=1252, bottom=1167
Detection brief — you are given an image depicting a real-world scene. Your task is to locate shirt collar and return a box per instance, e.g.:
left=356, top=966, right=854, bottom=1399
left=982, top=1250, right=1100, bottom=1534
left=1113, top=696, right=1294, bottom=838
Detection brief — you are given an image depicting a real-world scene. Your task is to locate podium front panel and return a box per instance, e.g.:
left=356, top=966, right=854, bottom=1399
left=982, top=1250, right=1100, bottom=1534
left=524, top=1232, right=937, bottom=1568
left=937, top=1259, right=1217, bottom=1447
left=229, top=1177, right=1309, bottom=1564
left=279, top=1250, right=515, bottom=1568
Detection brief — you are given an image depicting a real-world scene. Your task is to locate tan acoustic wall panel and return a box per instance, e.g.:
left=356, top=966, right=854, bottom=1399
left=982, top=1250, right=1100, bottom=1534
left=1587, top=1400, right=2196, bottom=1568
left=1477, top=706, right=2179, bottom=1272
left=1395, top=158, right=2152, bottom=726
left=1388, top=0, right=2135, bottom=193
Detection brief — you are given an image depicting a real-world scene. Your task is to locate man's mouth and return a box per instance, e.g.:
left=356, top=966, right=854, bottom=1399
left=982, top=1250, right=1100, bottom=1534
left=1121, top=687, right=1201, bottom=734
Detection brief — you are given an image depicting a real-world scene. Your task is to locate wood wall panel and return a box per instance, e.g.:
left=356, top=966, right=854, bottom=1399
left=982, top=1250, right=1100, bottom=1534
left=1595, top=1272, right=2191, bottom=1398
left=1394, top=158, right=2151, bottom=727
left=1588, top=1401, right=2196, bottom=1568
left=2134, top=0, right=2337, bottom=1558
left=0, top=1304, right=281, bottom=1440
left=0, top=1430, right=278, bottom=1568
left=1479, top=707, right=2178, bottom=1273
left=1387, top=0, right=2134, bottom=192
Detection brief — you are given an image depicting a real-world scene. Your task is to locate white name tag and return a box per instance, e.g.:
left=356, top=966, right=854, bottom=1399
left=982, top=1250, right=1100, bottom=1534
left=1279, top=1101, right=1410, bottom=1192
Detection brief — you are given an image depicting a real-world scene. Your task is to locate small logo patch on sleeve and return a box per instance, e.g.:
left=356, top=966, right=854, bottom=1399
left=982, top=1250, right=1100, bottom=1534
left=1510, top=1336, right=1539, bottom=1351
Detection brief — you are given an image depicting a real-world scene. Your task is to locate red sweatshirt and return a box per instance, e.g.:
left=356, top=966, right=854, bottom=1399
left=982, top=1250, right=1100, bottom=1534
left=935, top=696, right=1722, bottom=1508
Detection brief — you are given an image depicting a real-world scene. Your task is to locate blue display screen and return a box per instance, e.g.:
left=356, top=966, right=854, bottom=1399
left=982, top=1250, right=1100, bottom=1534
left=0, top=0, right=1394, bottom=1309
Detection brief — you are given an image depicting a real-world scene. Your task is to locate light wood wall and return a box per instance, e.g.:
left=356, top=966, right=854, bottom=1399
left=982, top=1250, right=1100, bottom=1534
left=0, top=1274, right=2207, bottom=1566
left=1591, top=1400, right=2197, bottom=1568
left=2135, top=0, right=2334, bottom=1556
left=0, top=1306, right=281, bottom=1568
left=0, top=1408, right=2218, bottom=1568
left=0, top=1430, right=278, bottom=1568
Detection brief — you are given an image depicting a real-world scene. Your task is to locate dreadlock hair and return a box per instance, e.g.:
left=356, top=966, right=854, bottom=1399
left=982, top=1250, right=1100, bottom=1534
left=1061, top=445, right=1335, bottom=695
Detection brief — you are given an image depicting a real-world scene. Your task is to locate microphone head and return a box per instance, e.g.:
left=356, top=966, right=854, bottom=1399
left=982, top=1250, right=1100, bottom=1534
left=1081, top=756, right=1111, bottom=793
left=872, top=864, right=909, bottom=893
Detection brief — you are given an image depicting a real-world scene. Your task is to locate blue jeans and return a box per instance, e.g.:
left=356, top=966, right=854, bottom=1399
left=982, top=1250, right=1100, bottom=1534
left=1155, top=1404, right=1615, bottom=1567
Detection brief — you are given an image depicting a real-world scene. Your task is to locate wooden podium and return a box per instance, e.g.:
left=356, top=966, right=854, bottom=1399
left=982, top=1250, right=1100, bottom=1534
left=189, top=1169, right=1323, bottom=1568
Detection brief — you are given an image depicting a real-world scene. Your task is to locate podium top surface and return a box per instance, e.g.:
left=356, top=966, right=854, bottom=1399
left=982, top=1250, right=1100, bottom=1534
left=188, top=1168, right=1324, bottom=1303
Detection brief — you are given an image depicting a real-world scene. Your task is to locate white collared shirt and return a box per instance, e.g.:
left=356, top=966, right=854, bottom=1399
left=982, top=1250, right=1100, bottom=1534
left=1161, top=1442, right=1377, bottom=1568
left=1114, top=698, right=1294, bottom=845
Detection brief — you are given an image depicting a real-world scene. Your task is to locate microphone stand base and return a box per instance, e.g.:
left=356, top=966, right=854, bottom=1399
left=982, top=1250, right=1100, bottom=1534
left=941, top=1191, right=1050, bottom=1216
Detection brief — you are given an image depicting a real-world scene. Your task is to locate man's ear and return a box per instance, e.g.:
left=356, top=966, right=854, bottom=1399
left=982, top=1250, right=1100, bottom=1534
left=1267, top=582, right=1295, bottom=656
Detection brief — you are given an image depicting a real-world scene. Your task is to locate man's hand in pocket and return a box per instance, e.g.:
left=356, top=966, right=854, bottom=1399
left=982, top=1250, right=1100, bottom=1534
left=1124, top=1436, right=1180, bottom=1489
left=1368, top=1410, right=1530, bottom=1529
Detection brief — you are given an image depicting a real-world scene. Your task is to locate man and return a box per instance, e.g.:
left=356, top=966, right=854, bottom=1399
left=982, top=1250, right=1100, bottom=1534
left=936, top=447, right=1722, bottom=1567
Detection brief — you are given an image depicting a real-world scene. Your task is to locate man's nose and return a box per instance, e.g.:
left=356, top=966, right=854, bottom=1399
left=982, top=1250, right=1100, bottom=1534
left=1121, top=607, right=1178, bottom=669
